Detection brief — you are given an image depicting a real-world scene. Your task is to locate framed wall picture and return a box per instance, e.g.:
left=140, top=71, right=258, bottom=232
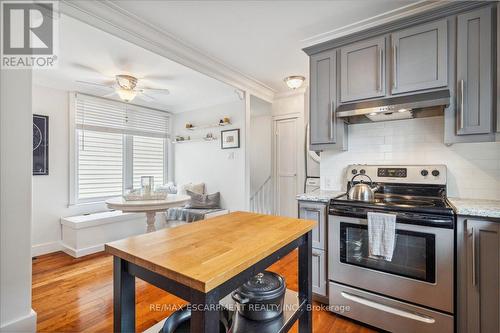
left=33, top=114, right=49, bottom=175
left=221, top=128, right=240, bottom=149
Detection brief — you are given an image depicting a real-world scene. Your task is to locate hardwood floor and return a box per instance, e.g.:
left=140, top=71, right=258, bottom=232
left=32, top=250, right=378, bottom=333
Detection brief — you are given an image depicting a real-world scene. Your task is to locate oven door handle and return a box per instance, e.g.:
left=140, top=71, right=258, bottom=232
left=340, top=292, right=436, bottom=324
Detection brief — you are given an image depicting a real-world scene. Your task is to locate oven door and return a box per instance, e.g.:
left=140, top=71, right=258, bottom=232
left=328, top=215, right=453, bottom=313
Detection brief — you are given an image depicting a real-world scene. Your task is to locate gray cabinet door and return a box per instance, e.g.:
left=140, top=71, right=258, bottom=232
left=312, top=248, right=327, bottom=297
left=391, top=19, right=448, bottom=94
left=456, top=7, right=493, bottom=135
left=298, top=201, right=326, bottom=250
left=309, top=49, right=347, bottom=151
left=457, top=217, right=500, bottom=333
left=310, top=50, right=336, bottom=146
left=340, top=36, right=385, bottom=102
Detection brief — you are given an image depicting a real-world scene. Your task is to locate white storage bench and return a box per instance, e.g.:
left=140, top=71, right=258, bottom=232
left=60, top=210, right=148, bottom=258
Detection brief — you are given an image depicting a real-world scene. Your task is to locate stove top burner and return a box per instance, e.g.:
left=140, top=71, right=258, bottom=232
left=373, top=196, right=438, bottom=208
left=333, top=193, right=445, bottom=207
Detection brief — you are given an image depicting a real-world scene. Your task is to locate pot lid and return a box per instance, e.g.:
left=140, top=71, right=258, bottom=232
left=235, top=271, right=286, bottom=301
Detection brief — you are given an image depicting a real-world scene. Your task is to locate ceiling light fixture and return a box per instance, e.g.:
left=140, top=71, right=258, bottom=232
left=284, top=75, right=306, bottom=89
left=116, top=88, right=137, bottom=102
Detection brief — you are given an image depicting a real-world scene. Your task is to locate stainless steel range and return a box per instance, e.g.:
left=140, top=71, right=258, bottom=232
left=328, top=165, right=454, bottom=333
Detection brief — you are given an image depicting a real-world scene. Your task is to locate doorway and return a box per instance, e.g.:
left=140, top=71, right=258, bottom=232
left=274, top=117, right=299, bottom=217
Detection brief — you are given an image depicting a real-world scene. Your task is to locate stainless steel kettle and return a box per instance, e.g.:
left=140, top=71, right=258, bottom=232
left=348, top=174, right=379, bottom=202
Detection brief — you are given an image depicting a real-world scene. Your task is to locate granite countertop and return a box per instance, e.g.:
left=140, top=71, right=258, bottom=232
left=448, top=197, right=500, bottom=219
left=296, top=189, right=346, bottom=203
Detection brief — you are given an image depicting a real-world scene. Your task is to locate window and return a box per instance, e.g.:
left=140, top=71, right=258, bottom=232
left=77, top=130, right=123, bottom=200
left=132, top=135, right=165, bottom=189
left=72, top=93, right=170, bottom=203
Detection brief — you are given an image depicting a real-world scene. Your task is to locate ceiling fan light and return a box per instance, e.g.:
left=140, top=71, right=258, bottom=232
left=284, top=75, right=306, bottom=89
left=116, top=88, right=137, bottom=102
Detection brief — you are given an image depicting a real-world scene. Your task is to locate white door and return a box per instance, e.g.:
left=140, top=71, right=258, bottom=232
left=275, top=117, right=298, bottom=217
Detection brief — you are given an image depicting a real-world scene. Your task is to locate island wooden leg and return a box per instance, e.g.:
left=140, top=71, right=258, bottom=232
left=145, top=212, right=156, bottom=232
left=114, top=257, right=135, bottom=333
left=190, top=291, right=220, bottom=333
left=298, top=231, right=312, bottom=333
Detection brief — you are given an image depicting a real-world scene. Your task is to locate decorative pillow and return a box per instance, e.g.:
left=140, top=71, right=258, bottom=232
left=185, top=190, right=221, bottom=209
left=178, top=182, right=205, bottom=195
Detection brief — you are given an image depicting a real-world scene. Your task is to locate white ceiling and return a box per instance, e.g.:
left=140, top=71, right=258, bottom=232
left=112, top=0, right=417, bottom=92
left=33, top=14, right=239, bottom=113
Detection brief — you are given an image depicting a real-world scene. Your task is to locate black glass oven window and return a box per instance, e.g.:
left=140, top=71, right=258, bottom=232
left=340, top=223, right=436, bottom=283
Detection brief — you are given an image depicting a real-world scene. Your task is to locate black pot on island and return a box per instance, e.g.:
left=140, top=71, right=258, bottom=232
left=231, top=271, right=286, bottom=321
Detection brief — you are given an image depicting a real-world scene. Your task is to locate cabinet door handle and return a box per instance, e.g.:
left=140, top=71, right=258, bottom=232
left=470, top=226, right=479, bottom=287
left=340, top=292, right=436, bottom=324
left=329, top=99, right=335, bottom=140
left=458, top=79, right=465, bottom=130
left=312, top=252, right=320, bottom=257
left=378, top=47, right=383, bottom=92
left=392, top=44, right=397, bottom=90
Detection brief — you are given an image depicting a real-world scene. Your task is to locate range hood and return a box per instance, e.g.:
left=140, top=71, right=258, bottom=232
left=336, top=89, right=450, bottom=122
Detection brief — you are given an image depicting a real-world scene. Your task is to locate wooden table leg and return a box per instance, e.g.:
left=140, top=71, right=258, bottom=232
left=298, top=231, right=312, bottom=333
left=190, top=291, right=220, bottom=333
left=145, top=212, right=156, bottom=232
left=114, top=257, right=135, bottom=333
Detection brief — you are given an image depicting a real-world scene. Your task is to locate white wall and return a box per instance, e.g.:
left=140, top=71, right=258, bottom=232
left=249, top=115, right=272, bottom=194
left=249, top=96, right=272, bottom=195
left=32, top=85, right=70, bottom=254
left=1, top=70, right=37, bottom=332
left=173, top=100, right=246, bottom=211
left=321, top=116, right=500, bottom=199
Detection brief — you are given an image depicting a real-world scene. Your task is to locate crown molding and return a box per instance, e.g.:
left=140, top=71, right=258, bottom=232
left=59, top=0, right=275, bottom=103
left=301, top=1, right=447, bottom=48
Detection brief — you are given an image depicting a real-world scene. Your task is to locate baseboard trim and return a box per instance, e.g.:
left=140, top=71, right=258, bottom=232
left=31, top=241, right=62, bottom=257
left=0, top=309, right=37, bottom=332
left=61, top=243, right=104, bottom=258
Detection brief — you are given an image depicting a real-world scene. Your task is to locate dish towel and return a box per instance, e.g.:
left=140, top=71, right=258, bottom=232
left=368, top=212, right=397, bottom=261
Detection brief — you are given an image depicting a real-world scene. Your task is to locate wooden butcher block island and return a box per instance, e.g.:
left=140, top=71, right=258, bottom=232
left=105, top=211, right=316, bottom=333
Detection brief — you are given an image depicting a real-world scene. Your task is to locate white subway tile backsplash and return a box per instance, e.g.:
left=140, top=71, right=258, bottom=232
left=321, top=116, right=500, bottom=200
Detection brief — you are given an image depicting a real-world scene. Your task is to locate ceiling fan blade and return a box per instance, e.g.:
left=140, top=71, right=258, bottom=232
left=137, top=92, right=156, bottom=102
left=140, top=87, right=170, bottom=95
left=76, top=80, right=115, bottom=89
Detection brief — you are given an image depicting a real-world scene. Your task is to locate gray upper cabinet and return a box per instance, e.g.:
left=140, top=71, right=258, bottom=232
left=456, top=7, right=493, bottom=135
left=310, top=49, right=347, bottom=151
left=340, top=36, right=386, bottom=102
left=391, top=19, right=448, bottom=94
left=457, top=217, right=500, bottom=333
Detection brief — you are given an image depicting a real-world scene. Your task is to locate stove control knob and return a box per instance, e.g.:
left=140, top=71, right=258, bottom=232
left=421, top=169, right=429, bottom=176
left=351, top=169, right=357, bottom=175
left=360, top=169, right=366, bottom=174
left=432, top=169, right=440, bottom=177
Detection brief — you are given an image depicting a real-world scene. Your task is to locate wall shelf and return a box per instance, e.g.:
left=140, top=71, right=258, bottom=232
left=173, top=136, right=218, bottom=144
left=185, top=121, right=231, bottom=131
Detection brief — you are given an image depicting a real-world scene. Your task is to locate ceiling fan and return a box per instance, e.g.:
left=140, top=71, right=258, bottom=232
left=76, top=74, right=170, bottom=103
